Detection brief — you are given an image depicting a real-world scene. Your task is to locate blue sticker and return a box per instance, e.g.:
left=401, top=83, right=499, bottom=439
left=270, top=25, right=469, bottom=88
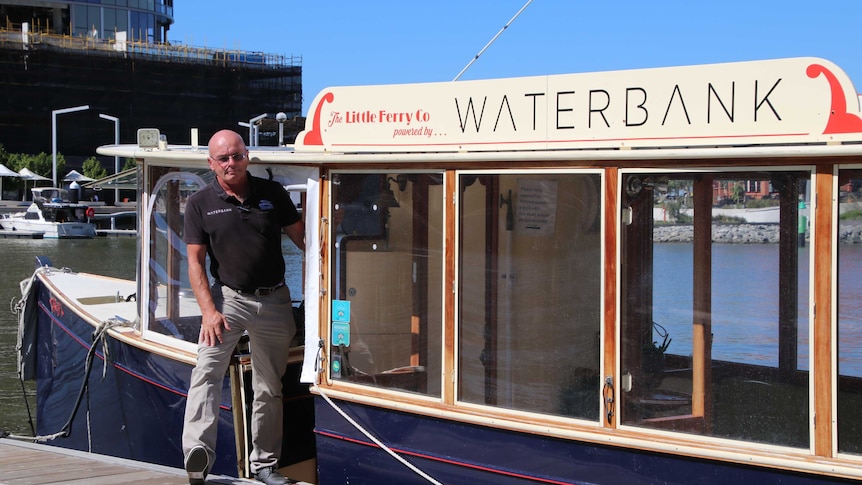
left=332, top=321, right=351, bottom=346
left=259, top=199, right=274, bottom=211
left=332, top=300, right=350, bottom=322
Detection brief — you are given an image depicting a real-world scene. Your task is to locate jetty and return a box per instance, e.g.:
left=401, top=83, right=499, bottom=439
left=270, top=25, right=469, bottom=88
left=0, top=438, right=249, bottom=484
left=0, top=230, right=43, bottom=239
left=96, top=229, right=137, bottom=238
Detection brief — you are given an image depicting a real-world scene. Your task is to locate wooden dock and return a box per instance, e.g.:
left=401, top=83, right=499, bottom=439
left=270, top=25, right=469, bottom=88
left=96, top=229, right=137, bottom=238
left=0, top=438, right=251, bottom=484
left=0, top=230, right=43, bottom=239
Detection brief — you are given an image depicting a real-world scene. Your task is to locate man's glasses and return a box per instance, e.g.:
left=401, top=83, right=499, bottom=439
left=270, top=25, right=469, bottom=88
left=209, top=152, right=247, bottom=163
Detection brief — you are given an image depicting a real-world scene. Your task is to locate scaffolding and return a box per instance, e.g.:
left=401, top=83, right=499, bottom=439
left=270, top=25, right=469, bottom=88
left=0, top=22, right=303, bottom=157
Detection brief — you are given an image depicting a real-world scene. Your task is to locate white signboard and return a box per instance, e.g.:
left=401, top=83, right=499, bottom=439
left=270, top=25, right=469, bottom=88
left=296, top=57, right=862, bottom=152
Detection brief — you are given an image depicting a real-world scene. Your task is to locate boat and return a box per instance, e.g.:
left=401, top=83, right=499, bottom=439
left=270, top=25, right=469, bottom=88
left=11, top=57, right=862, bottom=483
left=1, top=187, right=97, bottom=238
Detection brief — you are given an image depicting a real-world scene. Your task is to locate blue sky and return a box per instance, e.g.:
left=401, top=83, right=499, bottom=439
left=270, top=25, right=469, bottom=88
left=172, top=1, right=862, bottom=117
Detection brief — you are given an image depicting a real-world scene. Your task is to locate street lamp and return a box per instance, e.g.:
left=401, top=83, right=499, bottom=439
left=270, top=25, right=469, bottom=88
left=99, top=113, right=120, bottom=204
left=249, top=113, right=267, bottom=147
left=276, top=112, right=287, bottom=146
left=237, top=122, right=251, bottom=149
left=52, top=105, right=89, bottom=187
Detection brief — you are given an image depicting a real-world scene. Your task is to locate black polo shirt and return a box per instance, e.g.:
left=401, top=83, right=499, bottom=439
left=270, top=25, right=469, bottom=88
left=183, top=174, right=301, bottom=291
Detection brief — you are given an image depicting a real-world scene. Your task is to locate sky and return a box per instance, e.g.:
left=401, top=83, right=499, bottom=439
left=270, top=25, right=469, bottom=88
left=171, top=1, right=862, bottom=117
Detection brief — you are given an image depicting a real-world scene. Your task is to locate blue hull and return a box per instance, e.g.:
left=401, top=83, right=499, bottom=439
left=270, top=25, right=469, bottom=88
left=313, top=398, right=854, bottom=485
left=30, top=279, right=240, bottom=476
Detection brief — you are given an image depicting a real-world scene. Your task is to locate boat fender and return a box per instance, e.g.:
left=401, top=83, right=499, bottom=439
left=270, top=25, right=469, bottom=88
left=85, top=207, right=95, bottom=218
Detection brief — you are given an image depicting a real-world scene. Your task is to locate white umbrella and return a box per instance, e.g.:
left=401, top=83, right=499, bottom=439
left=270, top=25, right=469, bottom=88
left=0, top=163, right=17, bottom=177
left=18, top=167, right=51, bottom=181
left=18, top=168, right=52, bottom=201
left=0, top=163, right=20, bottom=201
left=63, top=169, right=96, bottom=182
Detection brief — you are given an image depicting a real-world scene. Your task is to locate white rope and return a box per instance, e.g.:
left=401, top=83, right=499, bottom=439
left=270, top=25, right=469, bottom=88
left=314, top=385, right=444, bottom=485
left=11, top=265, right=51, bottom=315
left=4, top=430, right=67, bottom=443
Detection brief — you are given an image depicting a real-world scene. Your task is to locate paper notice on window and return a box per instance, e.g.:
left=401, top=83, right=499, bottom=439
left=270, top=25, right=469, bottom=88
left=516, top=179, right=558, bottom=237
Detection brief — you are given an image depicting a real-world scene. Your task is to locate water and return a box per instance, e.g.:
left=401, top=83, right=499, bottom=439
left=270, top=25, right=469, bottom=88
left=653, top=243, right=862, bottom=376
left=653, top=244, right=811, bottom=368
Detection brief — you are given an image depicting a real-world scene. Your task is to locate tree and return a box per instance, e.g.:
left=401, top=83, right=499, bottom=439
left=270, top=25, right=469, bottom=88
left=731, top=182, right=746, bottom=207
left=122, top=158, right=137, bottom=171
left=8, top=152, right=64, bottom=179
left=82, top=156, right=108, bottom=180
left=4, top=152, right=64, bottom=198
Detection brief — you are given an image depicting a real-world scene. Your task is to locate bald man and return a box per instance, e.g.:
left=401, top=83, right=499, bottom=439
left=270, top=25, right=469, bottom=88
left=182, top=129, right=304, bottom=485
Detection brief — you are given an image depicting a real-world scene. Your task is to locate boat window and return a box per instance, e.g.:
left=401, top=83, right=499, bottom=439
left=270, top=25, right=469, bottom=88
left=143, top=168, right=210, bottom=345
left=329, top=172, right=444, bottom=396
left=457, top=172, right=602, bottom=420
left=619, top=170, right=811, bottom=448
left=836, top=167, right=862, bottom=456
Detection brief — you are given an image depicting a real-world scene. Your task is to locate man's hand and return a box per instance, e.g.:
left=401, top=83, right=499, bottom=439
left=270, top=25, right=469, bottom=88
left=199, top=310, right=231, bottom=346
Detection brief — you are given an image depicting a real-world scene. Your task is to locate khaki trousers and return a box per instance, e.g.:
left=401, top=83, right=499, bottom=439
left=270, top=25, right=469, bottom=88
left=182, top=283, right=296, bottom=474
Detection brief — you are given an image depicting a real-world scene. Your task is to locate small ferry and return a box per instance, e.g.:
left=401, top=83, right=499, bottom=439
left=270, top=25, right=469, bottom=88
left=1, top=187, right=96, bottom=238
left=12, top=57, right=862, bottom=483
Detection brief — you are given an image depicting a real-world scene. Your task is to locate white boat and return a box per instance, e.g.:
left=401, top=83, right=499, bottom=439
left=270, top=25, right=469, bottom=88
left=1, top=187, right=97, bottom=238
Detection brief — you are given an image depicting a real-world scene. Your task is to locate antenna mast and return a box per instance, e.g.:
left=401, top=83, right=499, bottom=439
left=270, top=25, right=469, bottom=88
left=453, top=0, right=534, bottom=81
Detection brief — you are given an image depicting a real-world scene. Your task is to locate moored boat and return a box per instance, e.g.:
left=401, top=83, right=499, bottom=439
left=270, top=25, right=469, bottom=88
left=11, top=57, right=862, bottom=484
left=1, top=187, right=97, bottom=238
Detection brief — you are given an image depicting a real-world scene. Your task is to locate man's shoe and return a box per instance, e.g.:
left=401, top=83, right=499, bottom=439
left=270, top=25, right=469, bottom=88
left=254, top=465, right=295, bottom=485
left=185, top=445, right=209, bottom=485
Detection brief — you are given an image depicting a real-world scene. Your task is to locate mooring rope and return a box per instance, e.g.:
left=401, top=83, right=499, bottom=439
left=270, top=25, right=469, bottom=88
left=5, top=264, right=133, bottom=442
left=314, top=388, right=444, bottom=485
left=4, top=317, right=128, bottom=443
left=313, top=343, right=443, bottom=485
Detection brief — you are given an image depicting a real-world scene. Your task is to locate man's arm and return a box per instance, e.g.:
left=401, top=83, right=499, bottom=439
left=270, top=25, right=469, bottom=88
left=187, top=242, right=230, bottom=346
left=283, top=220, right=305, bottom=251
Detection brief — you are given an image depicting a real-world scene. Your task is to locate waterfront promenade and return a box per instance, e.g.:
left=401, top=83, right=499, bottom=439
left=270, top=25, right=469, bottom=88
left=654, top=220, right=862, bottom=244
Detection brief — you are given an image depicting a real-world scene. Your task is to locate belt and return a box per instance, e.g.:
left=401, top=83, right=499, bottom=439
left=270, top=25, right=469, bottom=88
left=223, top=281, right=285, bottom=296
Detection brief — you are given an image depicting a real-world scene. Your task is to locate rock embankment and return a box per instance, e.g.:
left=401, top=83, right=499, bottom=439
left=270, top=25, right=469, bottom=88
left=653, top=222, right=862, bottom=243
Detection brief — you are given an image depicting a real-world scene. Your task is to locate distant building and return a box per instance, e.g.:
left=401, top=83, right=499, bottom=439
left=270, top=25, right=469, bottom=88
left=0, top=0, right=302, bottom=159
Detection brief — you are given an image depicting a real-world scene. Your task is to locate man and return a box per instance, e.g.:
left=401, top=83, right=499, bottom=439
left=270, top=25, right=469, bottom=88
left=182, top=129, right=304, bottom=485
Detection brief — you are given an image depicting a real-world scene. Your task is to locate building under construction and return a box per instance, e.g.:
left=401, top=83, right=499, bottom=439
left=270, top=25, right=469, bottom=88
left=0, top=0, right=303, bottom=160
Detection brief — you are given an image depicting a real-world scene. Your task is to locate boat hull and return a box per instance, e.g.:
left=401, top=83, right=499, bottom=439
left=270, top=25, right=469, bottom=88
left=1, top=218, right=96, bottom=238
left=27, top=275, right=239, bottom=474
left=22, top=270, right=316, bottom=477
left=313, top=398, right=853, bottom=484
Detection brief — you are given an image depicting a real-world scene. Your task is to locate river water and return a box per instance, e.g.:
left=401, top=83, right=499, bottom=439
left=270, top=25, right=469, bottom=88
left=2, top=237, right=861, bottom=437
left=0, top=237, right=137, bottom=436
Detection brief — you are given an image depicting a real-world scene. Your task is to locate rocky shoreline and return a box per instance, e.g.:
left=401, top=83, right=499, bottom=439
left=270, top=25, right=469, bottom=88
left=654, top=222, right=862, bottom=244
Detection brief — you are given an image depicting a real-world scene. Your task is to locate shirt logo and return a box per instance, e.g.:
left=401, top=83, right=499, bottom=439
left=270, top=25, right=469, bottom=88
left=206, top=208, right=232, bottom=216
left=259, top=200, right=274, bottom=211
